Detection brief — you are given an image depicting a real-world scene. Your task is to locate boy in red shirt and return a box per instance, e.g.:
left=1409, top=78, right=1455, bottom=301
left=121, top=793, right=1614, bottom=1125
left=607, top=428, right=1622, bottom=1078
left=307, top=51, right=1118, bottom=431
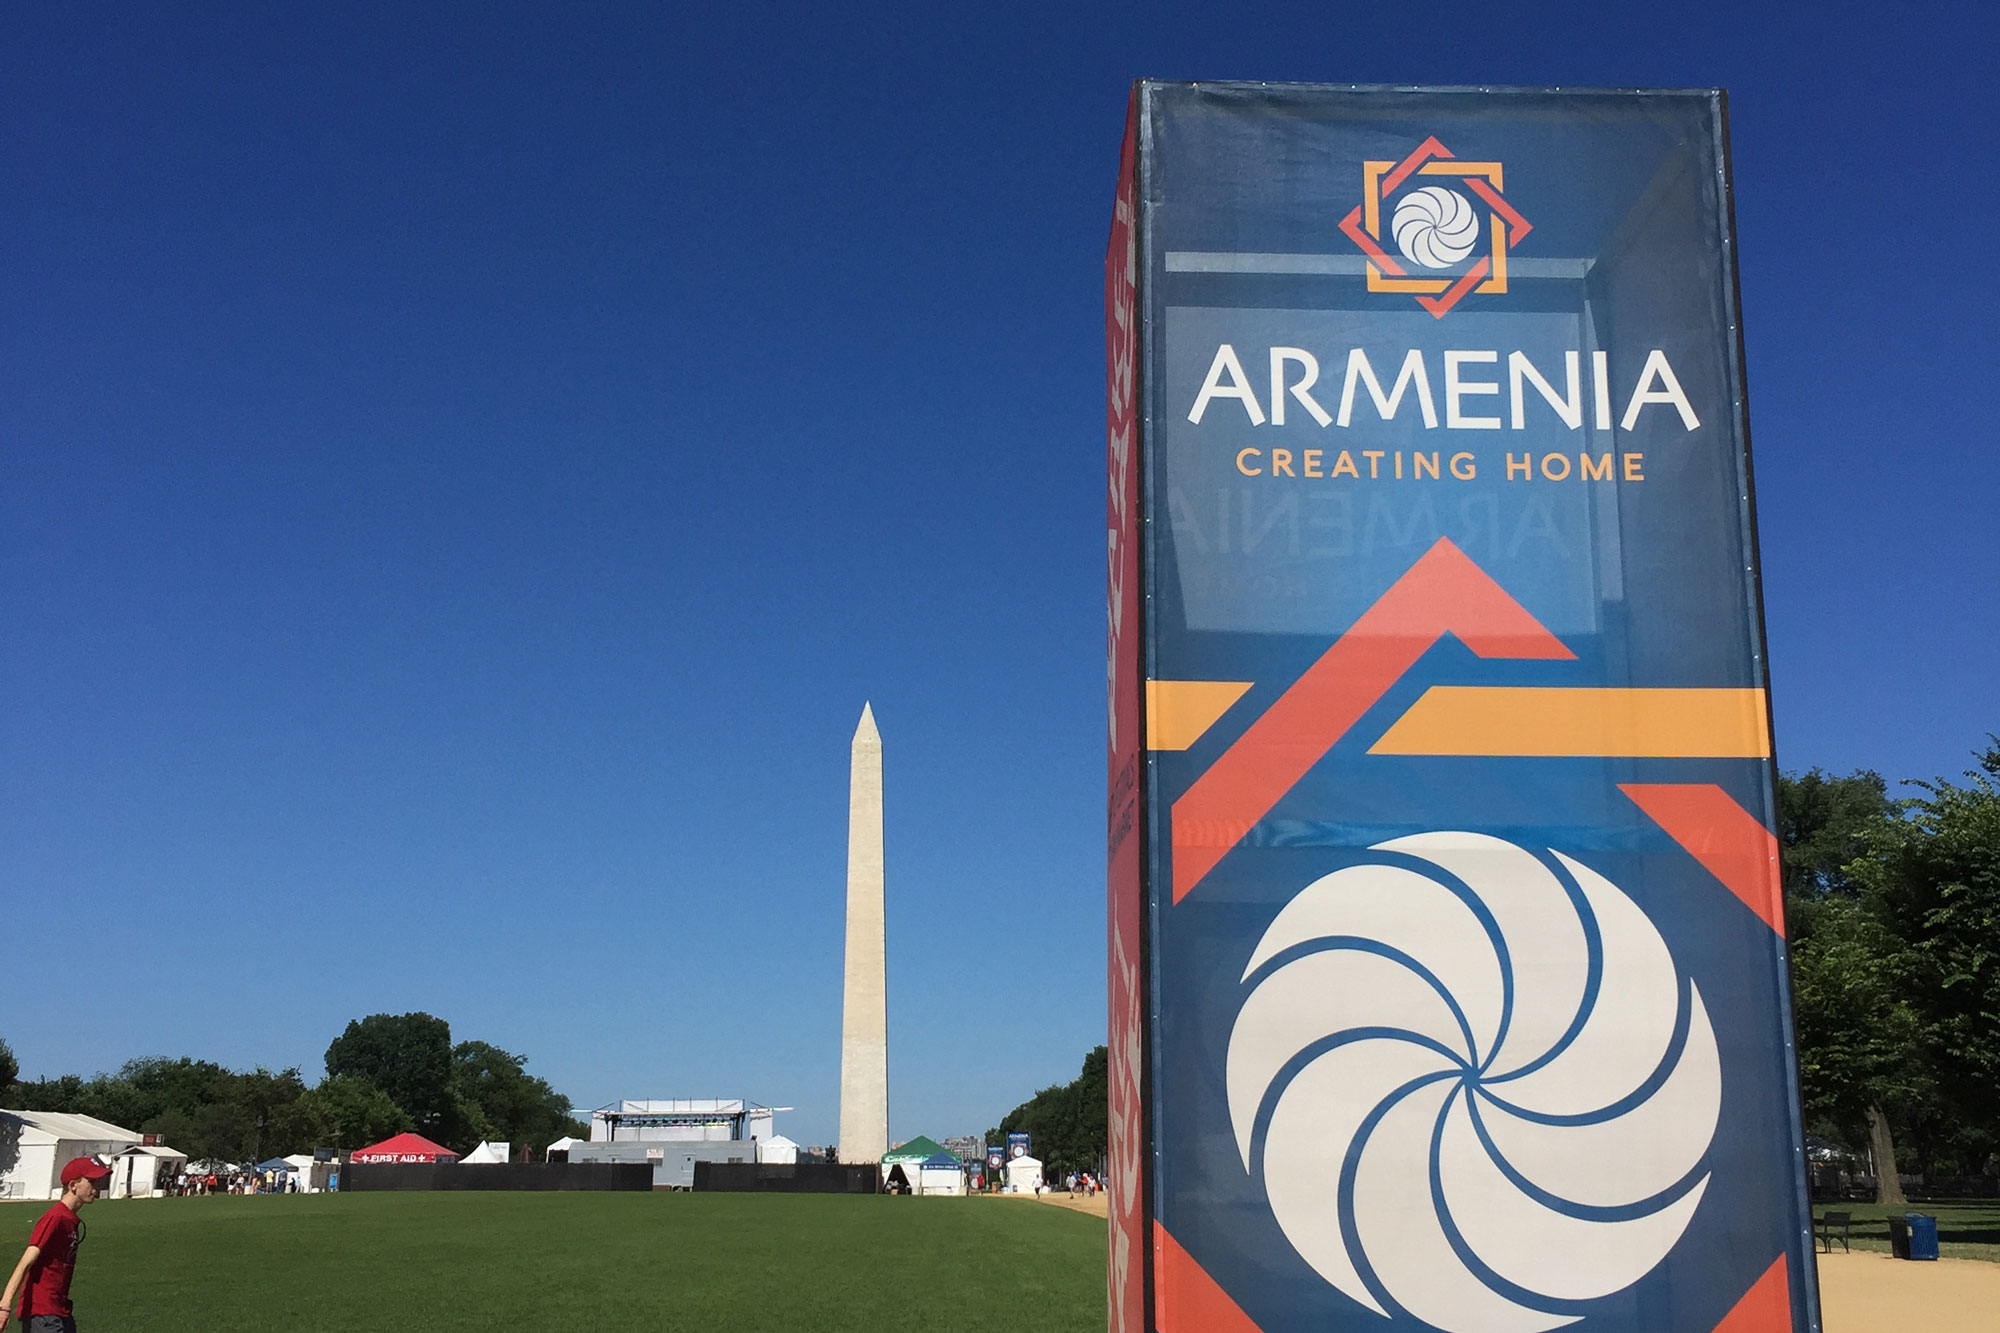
left=2, top=1156, right=110, bottom=1332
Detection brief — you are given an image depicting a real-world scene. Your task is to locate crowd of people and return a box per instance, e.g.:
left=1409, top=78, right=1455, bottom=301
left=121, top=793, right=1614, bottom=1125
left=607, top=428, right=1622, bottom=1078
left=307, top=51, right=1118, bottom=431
left=165, top=1169, right=308, bottom=1196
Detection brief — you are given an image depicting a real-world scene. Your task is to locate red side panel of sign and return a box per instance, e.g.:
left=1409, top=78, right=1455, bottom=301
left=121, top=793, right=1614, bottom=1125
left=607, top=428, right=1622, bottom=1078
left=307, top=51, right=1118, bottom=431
left=1105, top=87, right=1147, bottom=1333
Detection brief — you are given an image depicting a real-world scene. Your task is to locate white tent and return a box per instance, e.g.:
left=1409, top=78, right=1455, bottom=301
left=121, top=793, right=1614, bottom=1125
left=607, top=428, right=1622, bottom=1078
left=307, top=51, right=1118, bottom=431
left=109, top=1144, right=188, bottom=1199
left=281, top=1154, right=335, bottom=1193
left=1, top=1110, right=140, bottom=1202
left=461, top=1141, right=511, bottom=1164
left=756, top=1134, right=801, bottom=1164
left=918, top=1157, right=966, bottom=1196
left=1005, top=1154, right=1044, bottom=1194
left=545, top=1136, right=585, bottom=1161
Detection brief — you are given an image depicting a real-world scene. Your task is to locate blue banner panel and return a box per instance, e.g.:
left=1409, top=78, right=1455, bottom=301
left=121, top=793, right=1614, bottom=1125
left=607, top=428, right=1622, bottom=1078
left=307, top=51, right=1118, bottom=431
left=1119, top=83, right=1817, bottom=1333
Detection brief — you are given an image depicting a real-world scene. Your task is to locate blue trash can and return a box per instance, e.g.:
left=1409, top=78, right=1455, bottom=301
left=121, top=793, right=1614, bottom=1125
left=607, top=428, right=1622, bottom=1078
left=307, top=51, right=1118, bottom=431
left=1905, top=1213, right=1939, bottom=1261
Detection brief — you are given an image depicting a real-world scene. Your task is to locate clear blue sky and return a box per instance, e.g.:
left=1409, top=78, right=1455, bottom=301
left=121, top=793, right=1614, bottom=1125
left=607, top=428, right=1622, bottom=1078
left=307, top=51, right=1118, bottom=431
left=3, top=1, right=1993, bottom=1147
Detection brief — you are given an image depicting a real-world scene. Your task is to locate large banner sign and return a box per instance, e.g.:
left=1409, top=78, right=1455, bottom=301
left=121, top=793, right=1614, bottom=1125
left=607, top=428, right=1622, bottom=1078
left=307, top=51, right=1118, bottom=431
left=1106, top=84, right=1818, bottom=1333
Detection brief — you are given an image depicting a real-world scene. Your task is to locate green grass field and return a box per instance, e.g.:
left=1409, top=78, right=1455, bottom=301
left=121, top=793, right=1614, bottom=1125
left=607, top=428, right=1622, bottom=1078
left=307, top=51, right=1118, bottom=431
left=23, top=1190, right=1995, bottom=1329
left=15, top=1193, right=1106, bottom=1331
left=1812, top=1200, right=2000, bottom=1262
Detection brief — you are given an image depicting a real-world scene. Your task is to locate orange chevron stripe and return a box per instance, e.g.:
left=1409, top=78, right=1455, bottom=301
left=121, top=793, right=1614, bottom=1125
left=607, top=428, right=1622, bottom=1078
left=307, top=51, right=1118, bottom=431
left=1147, top=680, right=1254, bottom=751
left=1371, top=687, right=1771, bottom=757
left=1482, top=214, right=1509, bottom=292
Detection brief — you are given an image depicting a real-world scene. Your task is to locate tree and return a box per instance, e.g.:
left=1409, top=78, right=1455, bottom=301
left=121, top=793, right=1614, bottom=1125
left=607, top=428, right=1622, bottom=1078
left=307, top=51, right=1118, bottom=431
left=1853, top=740, right=2000, bottom=1181
left=447, top=1042, right=584, bottom=1157
left=324, top=1013, right=454, bottom=1133
left=9, top=1075, right=87, bottom=1113
left=0, top=1038, right=18, bottom=1178
left=224, top=1068, right=311, bottom=1161
left=7, top=1058, right=233, bottom=1136
left=292, top=1075, right=412, bottom=1151
left=1777, top=767, right=1921, bottom=1203
left=1777, top=769, right=1893, bottom=900
left=1787, top=895, right=1929, bottom=1204
left=986, top=1046, right=1108, bottom=1179
left=105, top=1057, right=234, bottom=1132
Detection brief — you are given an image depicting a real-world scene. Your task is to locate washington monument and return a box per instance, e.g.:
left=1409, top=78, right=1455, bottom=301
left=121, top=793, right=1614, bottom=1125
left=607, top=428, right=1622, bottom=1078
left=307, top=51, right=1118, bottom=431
left=839, top=702, right=888, bottom=1162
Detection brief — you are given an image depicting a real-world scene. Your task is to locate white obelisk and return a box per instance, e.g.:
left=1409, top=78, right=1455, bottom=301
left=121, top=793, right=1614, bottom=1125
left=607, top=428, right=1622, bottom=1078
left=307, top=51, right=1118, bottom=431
left=839, top=702, right=889, bottom=1163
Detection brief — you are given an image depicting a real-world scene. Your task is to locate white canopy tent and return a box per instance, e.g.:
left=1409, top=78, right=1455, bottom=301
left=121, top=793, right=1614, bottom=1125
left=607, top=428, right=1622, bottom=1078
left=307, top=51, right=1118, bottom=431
left=461, top=1141, right=512, bottom=1164
left=1, top=1110, right=139, bottom=1202
left=756, top=1134, right=801, bottom=1164
left=918, top=1156, right=966, bottom=1196
left=1004, top=1154, right=1044, bottom=1194
left=545, top=1136, right=585, bottom=1162
left=110, top=1144, right=189, bottom=1198
left=281, top=1154, right=336, bottom=1193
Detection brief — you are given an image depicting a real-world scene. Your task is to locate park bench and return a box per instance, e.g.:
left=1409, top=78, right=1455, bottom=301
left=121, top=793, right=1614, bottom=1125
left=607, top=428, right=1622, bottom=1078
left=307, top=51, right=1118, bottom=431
left=1815, top=1211, right=1851, bottom=1253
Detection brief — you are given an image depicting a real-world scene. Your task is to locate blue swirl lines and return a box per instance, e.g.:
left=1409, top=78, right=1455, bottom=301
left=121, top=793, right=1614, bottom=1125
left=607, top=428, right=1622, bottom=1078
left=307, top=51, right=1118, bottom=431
left=1228, top=833, right=1720, bottom=1333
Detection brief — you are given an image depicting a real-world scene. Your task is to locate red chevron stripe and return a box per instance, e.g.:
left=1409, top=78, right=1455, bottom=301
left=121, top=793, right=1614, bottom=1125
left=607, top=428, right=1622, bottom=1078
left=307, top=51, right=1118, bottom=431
left=1621, top=783, right=1787, bottom=936
left=1417, top=256, right=1492, bottom=317
left=1380, top=135, right=1453, bottom=196
left=1170, top=539, right=1571, bottom=903
left=1709, top=1254, right=1792, bottom=1333
left=1464, top=175, right=1533, bottom=244
left=1154, top=1222, right=1264, bottom=1332
left=1339, top=205, right=1407, bottom=276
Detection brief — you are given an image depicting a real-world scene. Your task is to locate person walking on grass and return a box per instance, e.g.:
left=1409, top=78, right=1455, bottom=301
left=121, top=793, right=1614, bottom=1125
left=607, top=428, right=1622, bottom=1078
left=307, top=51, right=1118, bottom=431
left=3, top=1155, right=111, bottom=1332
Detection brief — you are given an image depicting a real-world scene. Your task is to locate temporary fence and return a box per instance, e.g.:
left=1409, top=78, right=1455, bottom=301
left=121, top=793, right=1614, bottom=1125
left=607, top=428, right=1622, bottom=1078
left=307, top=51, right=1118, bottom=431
left=342, top=1162, right=651, bottom=1191
left=692, top=1162, right=880, bottom=1194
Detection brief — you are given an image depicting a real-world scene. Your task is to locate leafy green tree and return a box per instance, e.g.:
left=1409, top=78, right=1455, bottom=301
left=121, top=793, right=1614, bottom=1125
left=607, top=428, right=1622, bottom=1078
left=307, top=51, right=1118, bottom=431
left=1853, top=741, right=2000, bottom=1180
left=224, top=1068, right=311, bottom=1161
left=1777, top=766, right=1926, bottom=1202
left=447, top=1041, right=582, bottom=1158
left=6, top=1058, right=238, bottom=1140
left=10, top=1075, right=87, bottom=1113
left=292, top=1075, right=412, bottom=1150
left=0, top=1038, right=18, bottom=1178
left=35, top=1061, right=313, bottom=1163
left=2, top=1021, right=576, bottom=1165
left=1777, top=769, right=1893, bottom=899
left=1788, top=895, right=1929, bottom=1203
left=324, top=1013, right=454, bottom=1134
left=107, top=1057, right=234, bottom=1131
left=986, top=1046, right=1108, bottom=1179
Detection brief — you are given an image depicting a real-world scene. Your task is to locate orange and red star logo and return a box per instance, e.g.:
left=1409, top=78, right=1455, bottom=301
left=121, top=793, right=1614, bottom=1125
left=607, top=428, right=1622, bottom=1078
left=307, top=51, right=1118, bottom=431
left=1339, top=135, right=1533, bottom=318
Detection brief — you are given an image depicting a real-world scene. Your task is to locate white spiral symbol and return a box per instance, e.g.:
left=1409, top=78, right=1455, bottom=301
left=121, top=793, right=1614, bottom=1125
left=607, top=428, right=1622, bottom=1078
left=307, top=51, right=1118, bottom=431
left=1393, top=186, right=1480, bottom=269
left=1226, top=832, right=1719, bottom=1333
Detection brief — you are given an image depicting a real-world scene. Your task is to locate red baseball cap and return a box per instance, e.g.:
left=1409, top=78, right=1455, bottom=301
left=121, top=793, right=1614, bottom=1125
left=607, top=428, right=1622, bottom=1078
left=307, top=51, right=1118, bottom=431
left=60, top=1156, right=112, bottom=1184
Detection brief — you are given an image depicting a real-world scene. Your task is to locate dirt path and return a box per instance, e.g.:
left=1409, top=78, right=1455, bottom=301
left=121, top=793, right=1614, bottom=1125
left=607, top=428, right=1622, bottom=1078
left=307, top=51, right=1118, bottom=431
left=1817, top=1250, right=1999, bottom=1333
left=986, top=1199, right=1998, bottom=1328
left=982, top=1189, right=1111, bottom=1218
left=1032, top=1190, right=1109, bottom=1218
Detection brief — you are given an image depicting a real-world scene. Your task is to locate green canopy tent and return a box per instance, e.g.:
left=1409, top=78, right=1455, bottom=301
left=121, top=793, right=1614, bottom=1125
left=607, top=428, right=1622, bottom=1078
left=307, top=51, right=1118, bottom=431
left=881, top=1137, right=964, bottom=1195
